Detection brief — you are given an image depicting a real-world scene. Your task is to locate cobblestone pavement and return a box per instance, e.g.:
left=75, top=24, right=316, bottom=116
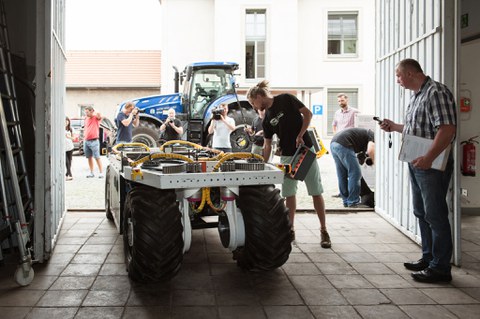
left=65, top=139, right=364, bottom=212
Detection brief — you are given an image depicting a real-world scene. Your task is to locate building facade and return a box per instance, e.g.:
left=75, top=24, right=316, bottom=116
left=160, top=0, right=376, bottom=136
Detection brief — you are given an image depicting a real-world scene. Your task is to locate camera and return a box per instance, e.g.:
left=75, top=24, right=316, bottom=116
left=373, top=116, right=382, bottom=124
left=212, top=107, right=223, bottom=120
left=357, top=151, right=373, bottom=166
left=136, top=108, right=145, bottom=114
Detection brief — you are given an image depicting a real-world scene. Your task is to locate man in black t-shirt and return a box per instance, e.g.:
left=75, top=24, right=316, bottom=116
left=160, top=108, right=183, bottom=141
left=331, top=127, right=375, bottom=208
left=247, top=80, right=331, bottom=248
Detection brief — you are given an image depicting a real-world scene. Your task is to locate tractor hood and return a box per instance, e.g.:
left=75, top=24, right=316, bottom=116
left=116, top=93, right=182, bottom=121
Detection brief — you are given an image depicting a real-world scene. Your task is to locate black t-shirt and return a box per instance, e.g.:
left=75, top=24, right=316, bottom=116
left=163, top=118, right=182, bottom=141
left=263, top=94, right=313, bottom=156
left=251, top=116, right=264, bottom=146
left=331, top=128, right=375, bottom=153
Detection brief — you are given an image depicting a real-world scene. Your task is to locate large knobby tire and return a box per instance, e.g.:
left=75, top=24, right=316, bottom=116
left=234, top=185, right=292, bottom=271
left=123, top=185, right=183, bottom=282
left=105, top=167, right=113, bottom=221
left=230, top=125, right=252, bottom=153
left=132, top=120, right=160, bottom=147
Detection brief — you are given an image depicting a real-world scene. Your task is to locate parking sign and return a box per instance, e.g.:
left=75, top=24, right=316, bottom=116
left=312, top=105, right=323, bottom=115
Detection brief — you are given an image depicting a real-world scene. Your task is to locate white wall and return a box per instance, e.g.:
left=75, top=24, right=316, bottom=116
left=459, top=39, right=480, bottom=208
left=160, top=0, right=376, bottom=135
left=66, top=89, right=160, bottom=120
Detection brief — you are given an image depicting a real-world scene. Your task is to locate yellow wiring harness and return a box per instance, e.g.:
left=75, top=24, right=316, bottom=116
left=123, top=143, right=266, bottom=212
left=112, top=142, right=150, bottom=154
left=160, top=140, right=222, bottom=154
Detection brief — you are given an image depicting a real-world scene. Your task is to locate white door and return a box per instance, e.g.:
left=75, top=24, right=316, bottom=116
left=375, top=0, right=460, bottom=265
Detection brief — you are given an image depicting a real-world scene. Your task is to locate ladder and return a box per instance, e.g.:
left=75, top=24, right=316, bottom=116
left=0, top=0, right=34, bottom=286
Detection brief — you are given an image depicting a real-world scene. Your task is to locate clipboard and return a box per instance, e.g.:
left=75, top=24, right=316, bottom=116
left=398, top=134, right=451, bottom=171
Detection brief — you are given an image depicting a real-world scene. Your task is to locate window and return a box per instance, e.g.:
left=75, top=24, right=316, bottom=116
left=245, top=9, right=266, bottom=79
left=328, top=13, right=358, bottom=56
left=327, top=89, right=358, bottom=136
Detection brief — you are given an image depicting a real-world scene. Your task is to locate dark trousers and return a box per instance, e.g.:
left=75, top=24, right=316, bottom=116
left=66, top=150, right=73, bottom=177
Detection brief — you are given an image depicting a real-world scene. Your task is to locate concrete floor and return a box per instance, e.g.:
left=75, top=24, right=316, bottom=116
left=1, top=211, right=480, bottom=319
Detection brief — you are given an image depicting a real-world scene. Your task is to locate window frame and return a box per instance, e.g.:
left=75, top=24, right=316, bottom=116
left=245, top=9, right=267, bottom=80
left=326, top=11, right=359, bottom=58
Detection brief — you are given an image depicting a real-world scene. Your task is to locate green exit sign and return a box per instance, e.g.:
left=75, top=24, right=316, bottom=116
left=461, top=13, right=469, bottom=29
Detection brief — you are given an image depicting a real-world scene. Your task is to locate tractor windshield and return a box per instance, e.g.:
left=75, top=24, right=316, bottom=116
left=189, top=68, right=234, bottom=119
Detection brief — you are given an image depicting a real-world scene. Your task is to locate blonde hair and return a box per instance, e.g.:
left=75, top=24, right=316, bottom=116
left=247, top=80, right=271, bottom=101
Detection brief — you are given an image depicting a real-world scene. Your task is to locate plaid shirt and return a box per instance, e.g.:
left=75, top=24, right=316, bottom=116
left=332, top=106, right=359, bottom=132
left=403, top=76, right=456, bottom=139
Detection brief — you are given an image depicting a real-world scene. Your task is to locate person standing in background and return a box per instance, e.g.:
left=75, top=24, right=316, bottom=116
left=159, top=108, right=183, bottom=141
left=83, top=106, right=103, bottom=178
left=332, top=93, right=359, bottom=134
left=331, top=93, right=360, bottom=198
left=245, top=108, right=265, bottom=155
left=115, top=101, right=139, bottom=144
left=65, top=117, right=74, bottom=181
left=208, top=103, right=235, bottom=153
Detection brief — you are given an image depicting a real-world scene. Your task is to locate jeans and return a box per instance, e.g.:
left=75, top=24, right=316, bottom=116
left=330, top=142, right=361, bottom=206
left=408, top=156, right=453, bottom=273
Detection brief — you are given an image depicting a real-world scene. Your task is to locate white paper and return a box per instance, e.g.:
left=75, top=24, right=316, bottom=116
left=398, top=134, right=451, bottom=171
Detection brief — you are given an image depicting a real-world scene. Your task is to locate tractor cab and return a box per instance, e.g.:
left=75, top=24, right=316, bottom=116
left=180, top=62, right=239, bottom=145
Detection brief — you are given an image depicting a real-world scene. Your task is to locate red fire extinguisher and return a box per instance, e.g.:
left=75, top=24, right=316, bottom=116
left=461, top=136, right=478, bottom=176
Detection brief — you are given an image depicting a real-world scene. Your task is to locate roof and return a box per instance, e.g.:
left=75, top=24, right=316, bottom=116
left=65, top=50, right=161, bottom=88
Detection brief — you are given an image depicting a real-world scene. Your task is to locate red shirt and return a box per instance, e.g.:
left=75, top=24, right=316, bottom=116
left=84, top=116, right=101, bottom=140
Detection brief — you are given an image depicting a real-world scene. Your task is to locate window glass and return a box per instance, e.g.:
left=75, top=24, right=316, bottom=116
left=245, top=9, right=266, bottom=79
left=327, top=13, right=358, bottom=56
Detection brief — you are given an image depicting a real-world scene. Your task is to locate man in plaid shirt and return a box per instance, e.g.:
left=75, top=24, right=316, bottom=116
left=379, top=59, right=456, bottom=283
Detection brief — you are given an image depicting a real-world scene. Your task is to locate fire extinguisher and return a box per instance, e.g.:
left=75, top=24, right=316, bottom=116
left=461, top=136, right=479, bottom=176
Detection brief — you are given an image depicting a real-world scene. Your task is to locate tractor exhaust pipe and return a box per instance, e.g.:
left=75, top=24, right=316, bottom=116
left=173, top=66, right=180, bottom=93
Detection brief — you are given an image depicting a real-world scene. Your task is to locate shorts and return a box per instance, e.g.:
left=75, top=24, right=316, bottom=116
left=84, top=139, right=100, bottom=159
left=280, top=154, right=323, bottom=197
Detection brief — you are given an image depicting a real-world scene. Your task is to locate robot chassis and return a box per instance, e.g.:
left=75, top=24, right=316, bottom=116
left=106, top=141, right=292, bottom=282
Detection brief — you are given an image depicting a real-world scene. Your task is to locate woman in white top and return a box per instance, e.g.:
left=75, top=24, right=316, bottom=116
left=208, top=103, right=235, bottom=152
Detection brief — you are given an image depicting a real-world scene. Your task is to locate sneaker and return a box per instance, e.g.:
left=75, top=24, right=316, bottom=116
left=86, top=173, right=95, bottom=178
left=98, top=175, right=104, bottom=179
left=331, top=193, right=341, bottom=198
left=320, top=229, right=331, bottom=248
left=66, top=176, right=73, bottom=181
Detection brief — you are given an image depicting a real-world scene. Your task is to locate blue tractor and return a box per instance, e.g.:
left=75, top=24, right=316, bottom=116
left=116, top=62, right=257, bottom=152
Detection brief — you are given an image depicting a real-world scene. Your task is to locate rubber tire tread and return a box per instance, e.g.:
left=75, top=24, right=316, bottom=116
left=105, top=166, right=113, bottom=221
left=124, top=185, right=183, bottom=282
left=235, top=185, right=292, bottom=271
left=132, top=120, right=159, bottom=147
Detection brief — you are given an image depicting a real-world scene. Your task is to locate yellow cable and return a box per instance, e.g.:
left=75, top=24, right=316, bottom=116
left=212, top=152, right=264, bottom=172
left=160, top=140, right=223, bottom=155
left=112, top=142, right=150, bottom=153
left=130, top=152, right=194, bottom=167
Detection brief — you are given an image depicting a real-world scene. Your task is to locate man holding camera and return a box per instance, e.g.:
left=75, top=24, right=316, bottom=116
left=115, top=101, right=140, bottom=144
left=208, top=103, right=235, bottom=152
left=160, top=108, right=183, bottom=141
left=330, top=127, right=375, bottom=208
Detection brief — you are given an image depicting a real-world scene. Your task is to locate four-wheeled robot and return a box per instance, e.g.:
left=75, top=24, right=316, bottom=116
left=104, top=141, right=292, bottom=282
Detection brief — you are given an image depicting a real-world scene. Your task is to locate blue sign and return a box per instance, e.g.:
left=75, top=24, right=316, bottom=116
left=312, top=104, right=323, bottom=115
